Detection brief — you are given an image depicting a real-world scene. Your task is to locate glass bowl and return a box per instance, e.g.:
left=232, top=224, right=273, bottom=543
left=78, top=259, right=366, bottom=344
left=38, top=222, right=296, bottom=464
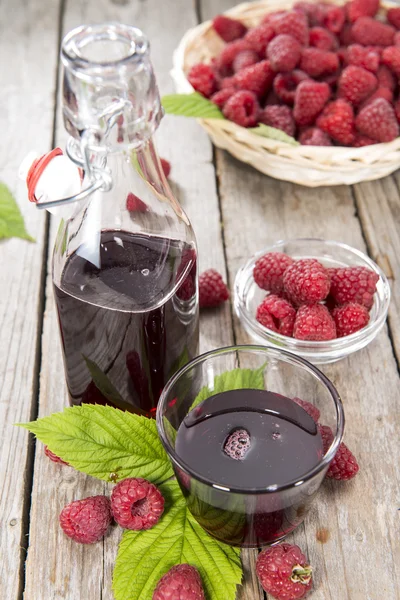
left=156, top=345, right=344, bottom=548
left=234, top=239, right=390, bottom=364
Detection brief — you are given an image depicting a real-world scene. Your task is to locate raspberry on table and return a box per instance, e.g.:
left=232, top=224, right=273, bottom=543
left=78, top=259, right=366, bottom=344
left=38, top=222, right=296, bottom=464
left=309, top=26, right=338, bottom=51
left=211, top=87, right=237, bottom=109
left=338, top=65, right=378, bottom=106
left=377, top=64, right=396, bottom=90
left=232, top=49, right=259, bottom=73
left=253, top=251, right=294, bottom=294
left=387, top=7, right=400, bottom=30
left=217, top=39, right=251, bottom=75
left=293, top=304, right=337, bottom=341
left=256, top=294, right=296, bottom=336
left=327, top=442, right=360, bottom=480
left=153, top=564, right=205, bottom=600
left=111, top=477, right=165, bottom=530
left=360, top=87, right=394, bottom=110
left=187, top=64, right=217, bottom=98
left=260, top=105, right=296, bottom=137
left=212, top=14, right=247, bottom=43
left=382, top=45, right=400, bottom=77
left=352, top=134, right=376, bottom=147
left=332, top=302, right=370, bottom=337
left=273, top=70, right=309, bottom=105
left=283, top=258, right=331, bottom=305
left=346, top=44, right=379, bottom=72
left=199, top=268, right=229, bottom=308
left=160, top=158, right=171, bottom=178
left=316, top=99, right=356, bottom=145
left=293, top=80, right=331, bottom=126
left=224, top=428, right=251, bottom=460
left=328, top=266, right=379, bottom=310
left=44, top=445, right=69, bottom=466
left=346, top=0, right=379, bottom=23
left=256, top=543, right=313, bottom=600
left=293, top=397, right=321, bottom=423
left=355, top=98, right=400, bottom=143
left=267, top=34, right=302, bottom=73
left=244, top=23, right=275, bottom=56
left=299, top=127, right=332, bottom=146
left=300, top=48, right=339, bottom=78
left=126, top=192, right=148, bottom=213
left=234, top=60, right=274, bottom=98
left=223, top=90, right=260, bottom=127
left=59, top=495, right=112, bottom=544
left=274, top=10, right=310, bottom=46
left=352, top=17, right=395, bottom=47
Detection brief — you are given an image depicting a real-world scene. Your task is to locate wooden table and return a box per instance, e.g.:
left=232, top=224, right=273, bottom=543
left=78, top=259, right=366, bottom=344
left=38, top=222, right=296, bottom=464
left=1, top=0, right=400, bottom=598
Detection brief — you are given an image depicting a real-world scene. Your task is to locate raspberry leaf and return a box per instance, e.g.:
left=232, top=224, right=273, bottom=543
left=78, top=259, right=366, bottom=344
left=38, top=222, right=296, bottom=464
left=249, top=124, right=299, bottom=146
left=18, top=404, right=173, bottom=484
left=162, top=93, right=225, bottom=119
left=113, top=479, right=242, bottom=600
left=0, top=182, right=35, bottom=241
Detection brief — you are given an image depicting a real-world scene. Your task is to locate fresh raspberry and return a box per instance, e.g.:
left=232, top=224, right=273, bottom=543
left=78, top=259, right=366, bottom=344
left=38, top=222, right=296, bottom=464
left=160, top=158, right=171, bottom=178
left=338, top=65, right=377, bottom=106
left=274, top=10, right=310, bottom=46
left=256, top=543, right=313, bottom=600
left=244, top=23, right=275, bottom=56
left=347, top=0, right=379, bottom=23
left=327, top=442, right=360, bottom=480
left=360, top=87, right=394, bottom=110
left=352, top=133, right=376, bottom=147
left=309, top=26, right=338, bottom=51
left=387, top=7, right=400, bottom=30
left=293, top=397, right=321, bottom=423
left=111, top=477, right=164, bottom=530
left=267, top=34, right=302, bottom=73
left=219, top=76, right=237, bottom=89
left=256, top=294, right=296, bottom=336
left=283, top=258, right=330, bottom=305
left=211, top=87, right=236, bottom=109
left=261, top=10, right=287, bottom=27
left=44, top=445, right=69, bottom=466
left=377, top=64, right=396, bottom=90
left=260, top=105, right=296, bottom=137
left=355, top=98, right=399, bottom=143
left=126, top=193, right=148, bottom=213
left=187, top=64, right=217, bottom=98
left=294, top=2, right=320, bottom=26
left=346, top=44, right=379, bottom=72
left=212, top=15, right=247, bottom=42
left=232, top=49, right=259, bottom=73
left=223, top=90, right=260, bottom=127
left=300, top=48, right=340, bottom=78
left=321, top=4, right=346, bottom=34
left=293, top=80, right=331, bottom=126
left=328, top=266, right=379, bottom=310
left=234, top=60, right=274, bottom=98
left=224, top=428, right=251, bottom=460
left=199, top=268, right=229, bottom=308
left=352, top=17, right=395, bottom=47
left=293, top=304, right=336, bottom=341
left=253, top=251, right=294, bottom=294
left=153, top=565, right=205, bottom=600
left=59, top=496, right=112, bottom=544
left=382, top=45, right=400, bottom=77
left=273, top=70, right=309, bottom=105
left=332, top=302, right=370, bottom=337
left=316, top=99, right=356, bottom=145
left=299, top=127, right=332, bottom=146
left=217, top=39, right=251, bottom=75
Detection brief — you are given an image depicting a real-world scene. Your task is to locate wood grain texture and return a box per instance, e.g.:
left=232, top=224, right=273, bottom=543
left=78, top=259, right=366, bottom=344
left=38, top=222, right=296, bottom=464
left=0, top=1, right=61, bottom=598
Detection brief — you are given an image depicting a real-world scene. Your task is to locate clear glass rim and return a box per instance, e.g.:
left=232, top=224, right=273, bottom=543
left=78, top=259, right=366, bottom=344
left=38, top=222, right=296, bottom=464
left=156, top=344, right=345, bottom=495
left=235, top=238, right=391, bottom=351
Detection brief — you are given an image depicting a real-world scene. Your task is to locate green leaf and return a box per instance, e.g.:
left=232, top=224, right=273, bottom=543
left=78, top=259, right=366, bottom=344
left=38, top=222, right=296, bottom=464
left=191, top=365, right=266, bottom=410
left=83, top=355, right=146, bottom=416
left=0, top=182, right=35, bottom=241
left=113, top=479, right=242, bottom=600
left=249, top=124, right=300, bottom=146
left=162, top=93, right=225, bottom=120
left=18, top=404, right=173, bottom=484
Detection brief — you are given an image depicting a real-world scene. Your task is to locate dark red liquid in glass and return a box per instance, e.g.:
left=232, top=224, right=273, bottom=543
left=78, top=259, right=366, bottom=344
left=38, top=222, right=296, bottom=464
left=174, top=389, right=323, bottom=546
left=53, top=230, right=198, bottom=414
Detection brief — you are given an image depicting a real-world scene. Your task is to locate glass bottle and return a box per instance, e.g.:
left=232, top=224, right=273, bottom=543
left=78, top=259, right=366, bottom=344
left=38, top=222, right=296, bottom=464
left=51, top=23, right=199, bottom=416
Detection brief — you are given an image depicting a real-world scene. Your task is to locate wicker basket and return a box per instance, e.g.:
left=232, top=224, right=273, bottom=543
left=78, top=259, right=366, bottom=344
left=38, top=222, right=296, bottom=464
left=171, top=0, right=400, bottom=187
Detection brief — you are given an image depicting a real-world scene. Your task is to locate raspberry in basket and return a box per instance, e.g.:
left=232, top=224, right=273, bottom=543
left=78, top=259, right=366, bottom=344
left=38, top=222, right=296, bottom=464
left=309, top=26, right=338, bottom=51
left=234, top=60, right=274, bottom=98
left=332, top=302, right=370, bottom=337
left=338, top=65, right=378, bottom=106
left=387, top=7, right=400, bottom=30
left=274, top=10, right=310, bottom=46
left=267, top=34, right=302, bottom=73
left=382, top=45, right=400, bottom=78
left=253, top=251, right=294, bottom=294
left=256, top=294, right=296, bottom=336
left=316, top=99, right=356, bottom=145
left=187, top=64, right=217, bottom=98
left=256, top=542, right=313, bottom=599
left=59, top=495, right=112, bottom=544
left=260, top=105, right=295, bottom=137
left=299, top=127, right=332, bottom=146
left=199, top=268, right=229, bottom=308
left=111, top=477, right=164, bottom=530
left=293, top=80, right=331, bottom=126
left=328, top=266, right=379, bottom=310
left=283, top=258, right=330, bottom=305
left=273, top=70, right=309, bottom=105
left=360, top=87, right=393, bottom=110
left=212, top=14, right=247, bottom=43
left=223, top=90, right=260, bottom=127
left=356, top=98, right=400, bottom=143
left=217, top=39, right=251, bottom=75
left=346, top=44, right=379, bottom=73
left=320, top=4, right=346, bottom=34
left=153, top=564, right=205, bottom=600
left=300, top=48, right=340, bottom=78
left=232, top=49, right=259, bottom=73
left=293, top=304, right=337, bottom=341
left=346, top=0, right=379, bottom=22
left=211, top=87, right=236, bottom=109
left=353, top=134, right=376, bottom=147
left=244, top=23, right=275, bottom=56
left=376, top=65, right=395, bottom=91
left=352, top=17, right=395, bottom=47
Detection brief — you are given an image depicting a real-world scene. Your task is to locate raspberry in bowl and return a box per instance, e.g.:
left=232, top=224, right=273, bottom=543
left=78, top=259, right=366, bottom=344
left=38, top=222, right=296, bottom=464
left=234, top=239, right=390, bottom=363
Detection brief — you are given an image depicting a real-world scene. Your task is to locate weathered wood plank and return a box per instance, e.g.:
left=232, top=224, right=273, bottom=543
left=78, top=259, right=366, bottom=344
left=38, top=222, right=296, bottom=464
left=0, top=1, right=61, bottom=598
left=24, top=1, right=234, bottom=599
